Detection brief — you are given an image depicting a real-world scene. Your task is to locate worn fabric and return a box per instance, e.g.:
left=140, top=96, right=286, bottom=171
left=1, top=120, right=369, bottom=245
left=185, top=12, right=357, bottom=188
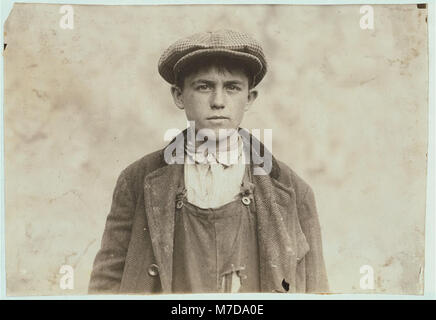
left=88, top=129, right=329, bottom=294
left=172, top=166, right=260, bottom=293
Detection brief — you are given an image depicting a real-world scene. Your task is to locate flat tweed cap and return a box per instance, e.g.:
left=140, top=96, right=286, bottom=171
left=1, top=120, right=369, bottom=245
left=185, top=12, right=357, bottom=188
left=158, top=29, right=267, bottom=88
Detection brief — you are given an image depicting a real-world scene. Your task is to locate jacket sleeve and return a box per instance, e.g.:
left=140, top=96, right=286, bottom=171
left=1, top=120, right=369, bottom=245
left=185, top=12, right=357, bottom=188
left=298, top=185, right=329, bottom=293
left=88, top=170, right=136, bottom=294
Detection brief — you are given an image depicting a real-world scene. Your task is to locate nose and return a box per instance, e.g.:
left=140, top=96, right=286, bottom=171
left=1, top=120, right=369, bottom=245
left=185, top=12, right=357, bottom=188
left=210, top=87, right=225, bottom=110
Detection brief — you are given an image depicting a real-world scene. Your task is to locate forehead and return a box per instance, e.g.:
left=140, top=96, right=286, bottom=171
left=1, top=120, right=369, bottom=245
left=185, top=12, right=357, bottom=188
left=184, top=64, right=250, bottom=83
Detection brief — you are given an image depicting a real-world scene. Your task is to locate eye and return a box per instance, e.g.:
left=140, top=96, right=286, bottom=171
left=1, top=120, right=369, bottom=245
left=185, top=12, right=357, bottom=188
left=226, top=84, right=242, bottom=92
left=196, top=84, right=211, bottom=91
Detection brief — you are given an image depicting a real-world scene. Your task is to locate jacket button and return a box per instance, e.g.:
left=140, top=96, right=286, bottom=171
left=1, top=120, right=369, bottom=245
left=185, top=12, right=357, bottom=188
left=176, top=200, right=184, bottom=209
left=148, top=264, right=160, bottom=277
left=241, top=196, right=251, bottom=205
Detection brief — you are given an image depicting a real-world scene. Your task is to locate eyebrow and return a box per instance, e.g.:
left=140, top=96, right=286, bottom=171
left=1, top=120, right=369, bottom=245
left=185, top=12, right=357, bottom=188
left=190, top=79, right=245, bottom=86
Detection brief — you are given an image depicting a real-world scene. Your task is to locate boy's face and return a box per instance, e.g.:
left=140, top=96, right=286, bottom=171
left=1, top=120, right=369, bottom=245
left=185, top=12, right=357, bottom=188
left=171, top=64, right=258, bottom=139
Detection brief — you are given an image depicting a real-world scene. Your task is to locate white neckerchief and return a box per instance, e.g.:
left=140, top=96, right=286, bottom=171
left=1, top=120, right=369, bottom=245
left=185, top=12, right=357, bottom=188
left=185, top=129, right=244, bottom=167
left=184, top=131, right=246, bottom=209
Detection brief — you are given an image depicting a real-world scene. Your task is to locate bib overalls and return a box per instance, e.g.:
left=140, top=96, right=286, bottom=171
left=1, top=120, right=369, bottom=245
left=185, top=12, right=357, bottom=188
left=172, top=165, right=261, bottom=293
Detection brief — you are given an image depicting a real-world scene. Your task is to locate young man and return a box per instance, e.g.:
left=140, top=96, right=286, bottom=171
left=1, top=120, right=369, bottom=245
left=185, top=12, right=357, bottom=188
left=89, top=30, right=328, bottom=294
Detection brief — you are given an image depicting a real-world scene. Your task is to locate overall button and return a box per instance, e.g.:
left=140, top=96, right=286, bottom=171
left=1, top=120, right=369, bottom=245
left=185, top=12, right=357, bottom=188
left=241, top=196, right=251, bottom=206
left=148, top=264, right=160, bottom=277
left=176, top=200, right=184, bottom=209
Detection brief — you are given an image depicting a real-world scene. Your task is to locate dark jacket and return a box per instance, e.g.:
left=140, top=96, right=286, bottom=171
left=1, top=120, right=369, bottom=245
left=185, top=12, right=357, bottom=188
left=89, top=130, right=329, bottom=294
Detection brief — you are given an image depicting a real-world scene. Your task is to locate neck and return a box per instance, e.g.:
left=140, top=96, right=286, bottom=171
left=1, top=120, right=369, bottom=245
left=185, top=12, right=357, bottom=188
left=188, top=128, right=240, bottom=153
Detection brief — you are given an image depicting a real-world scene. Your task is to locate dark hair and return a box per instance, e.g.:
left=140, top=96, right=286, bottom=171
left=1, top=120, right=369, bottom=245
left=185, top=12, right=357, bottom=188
left=174, top=55, right=255, bottom=90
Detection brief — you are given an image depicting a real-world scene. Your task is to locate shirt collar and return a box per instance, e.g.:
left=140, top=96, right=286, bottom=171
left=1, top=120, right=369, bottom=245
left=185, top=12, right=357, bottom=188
left=185, top=130, right=244, bottom=167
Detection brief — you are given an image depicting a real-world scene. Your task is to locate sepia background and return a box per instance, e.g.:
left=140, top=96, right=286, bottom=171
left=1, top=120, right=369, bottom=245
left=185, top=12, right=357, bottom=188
left=4, top=3, right=428, bottom=295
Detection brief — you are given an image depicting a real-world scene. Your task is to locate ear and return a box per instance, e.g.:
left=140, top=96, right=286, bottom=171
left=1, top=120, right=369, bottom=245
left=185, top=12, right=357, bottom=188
left=171, top=85, right=184, bottom=110
left=245, top=90, right=258, bottom=111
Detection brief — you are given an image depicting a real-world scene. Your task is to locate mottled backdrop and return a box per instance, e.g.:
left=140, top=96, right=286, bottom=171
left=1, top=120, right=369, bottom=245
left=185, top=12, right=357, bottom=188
left=4, top=4, right=428, bottom=295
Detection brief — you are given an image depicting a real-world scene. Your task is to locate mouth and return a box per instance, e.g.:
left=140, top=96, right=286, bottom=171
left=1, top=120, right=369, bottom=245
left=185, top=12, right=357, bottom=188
left=206, top=116, right=229, bottom=120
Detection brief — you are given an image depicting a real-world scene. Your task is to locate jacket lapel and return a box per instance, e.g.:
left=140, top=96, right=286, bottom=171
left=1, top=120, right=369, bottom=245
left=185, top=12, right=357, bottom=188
left=240, top=129, right=307, bottom=293
left=143, top=162, right=184, bottom=293
left=252, top=173, right=301, bottom=293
